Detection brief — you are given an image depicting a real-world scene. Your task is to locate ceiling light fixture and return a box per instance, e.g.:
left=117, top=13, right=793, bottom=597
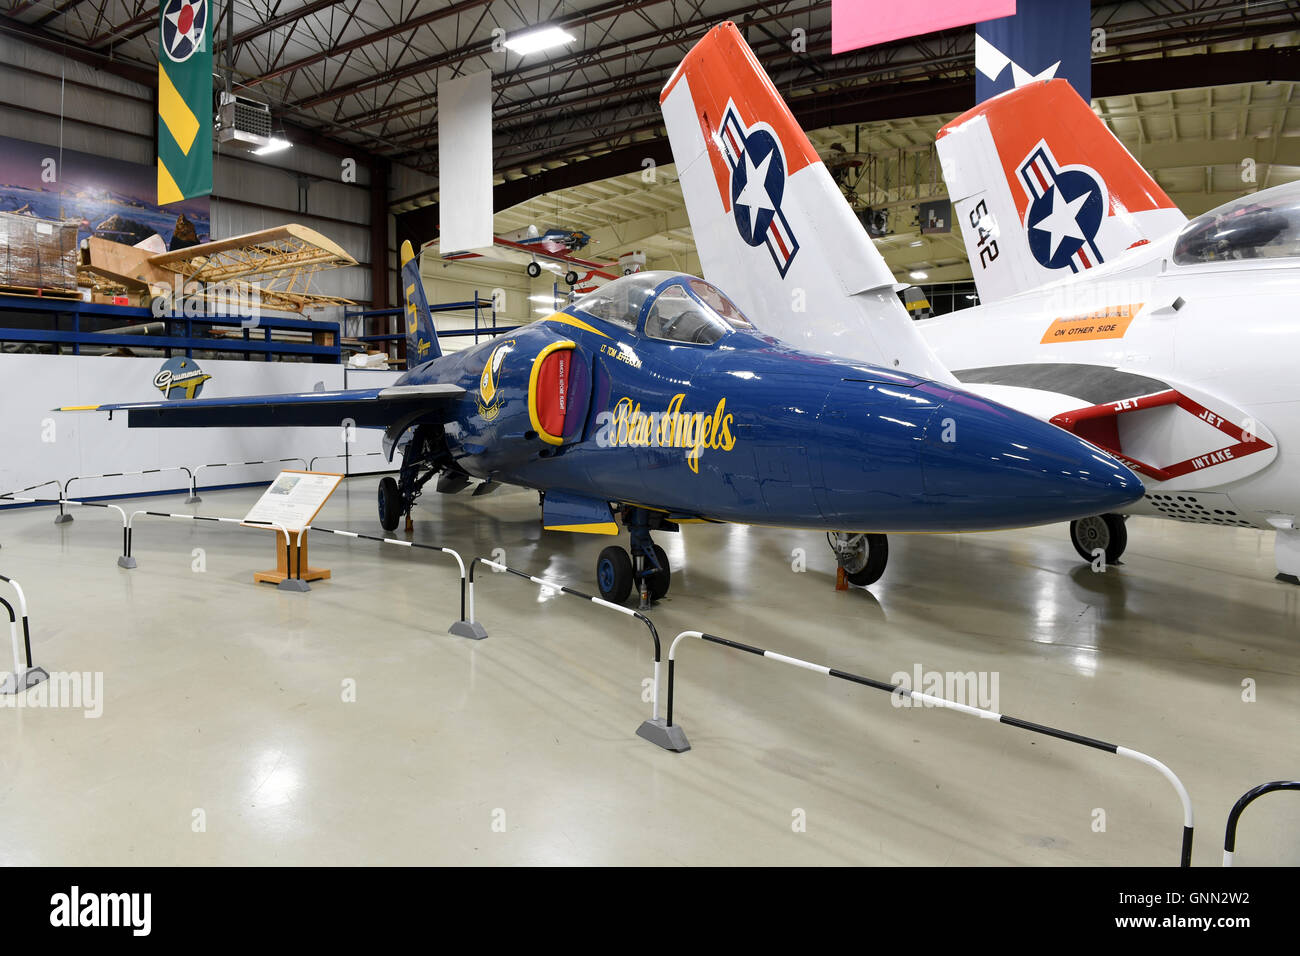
left=253, top=136, right=291, bottom=156
left=503, top=26, right=576, bottom=55
left=909, top=270, right=928, bottom=280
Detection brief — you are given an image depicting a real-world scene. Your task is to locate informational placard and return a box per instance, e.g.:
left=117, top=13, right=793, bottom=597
left=242, top=470, right=343, bottom=533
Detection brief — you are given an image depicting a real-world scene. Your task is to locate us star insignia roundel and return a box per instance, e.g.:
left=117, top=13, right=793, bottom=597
left=717, top=102, right=800, bottom=277
left=1018, top=139, right=1107, bottom=273
left=162, top=0, right=208, bottom=63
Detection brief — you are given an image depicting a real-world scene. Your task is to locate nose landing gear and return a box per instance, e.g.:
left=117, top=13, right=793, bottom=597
left=1069, top=513, right=1128, bottom=565
left=593, top=507, right=674, bottom=608
left=376, top=426, right=448, bottom=532
left=828, top=532, right=889, bottom=587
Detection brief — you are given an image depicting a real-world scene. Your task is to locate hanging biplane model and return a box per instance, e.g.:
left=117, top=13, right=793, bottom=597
left=77, top=223, right=356, bottom=313
left=62, top=238, right=1143, bottom=604
left=432, top=225, right=644, bottom=293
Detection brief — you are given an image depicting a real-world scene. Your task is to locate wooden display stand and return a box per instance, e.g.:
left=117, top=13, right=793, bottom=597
left=254, top=531, right=332, bottom=586
left=241, top=470, right=344, bottom=589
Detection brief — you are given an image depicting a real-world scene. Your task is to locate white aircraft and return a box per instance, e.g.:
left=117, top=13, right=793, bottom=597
left=662, top=22, right=1300, bottom=584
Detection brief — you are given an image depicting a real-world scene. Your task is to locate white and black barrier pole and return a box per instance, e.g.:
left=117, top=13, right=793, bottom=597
left=0, top=495, right=129, bottom=559
left=188, top=458, right=308, bottom=503
left=0, top=481, right=60, bottom=548
left=300, top=526, right=467, bottom=629
left=0, top=573, right=49, bottom=694
left=57, top=466, right=196, bottom=521
left=1222, top=780, right=1299, bottom=866
left=124, top=510, right=296, bottom=584
left=460, top=557, right=675, bottom=748
left=664, top=630, right=1195, bottom=867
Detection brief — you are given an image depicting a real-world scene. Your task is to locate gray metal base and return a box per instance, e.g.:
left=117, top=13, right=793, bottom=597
left=54, top=513, right=73, bottom=524
left=449, top=620, right=489, bottom=640
left=117, top=555, right=137, bottom=569
left=184, top=494, right=202, bottom=504
left=1276, top=572, right=1300, bottom=586
left=636, top=717, right=691, bottom=752
left=0, top=666, right=49, bottom=695
left=277, top=578, right=311, bottom=592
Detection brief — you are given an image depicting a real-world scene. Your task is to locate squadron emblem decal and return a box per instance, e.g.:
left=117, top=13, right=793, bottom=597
left=476, top=340, right=515, bottom=421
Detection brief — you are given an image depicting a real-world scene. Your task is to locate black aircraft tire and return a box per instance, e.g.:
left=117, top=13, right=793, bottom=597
left=564, top=270, right=579, bottom=286
left=526, top=262, right=542, bottom=278
left=646, top=544, right=671, bottom=601
left=1070, top=514, right=1127, bottom=565
left=378, top=476, right=402, bottom=531
left=844, top=533, right=889, bottom=587
left=597, top=546, right=634, bottom=604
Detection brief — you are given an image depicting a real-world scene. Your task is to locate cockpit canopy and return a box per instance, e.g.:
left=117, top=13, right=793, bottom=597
left=1173, top=180, right=1300, bottom=265
left=569, top=271, right=754, bottom=345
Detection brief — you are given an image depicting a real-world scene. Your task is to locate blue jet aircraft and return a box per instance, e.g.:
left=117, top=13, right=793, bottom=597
left=72, top=244, right=1143, bottom=604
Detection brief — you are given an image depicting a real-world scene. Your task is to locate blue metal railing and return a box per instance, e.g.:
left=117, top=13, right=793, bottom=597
left=0, top=295, right=341, bottom=362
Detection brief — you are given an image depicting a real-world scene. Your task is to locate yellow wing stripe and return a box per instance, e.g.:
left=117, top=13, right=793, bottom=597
left=54, top=404, right=102, bottom=411
left=544, top=521, right=620, bottom=535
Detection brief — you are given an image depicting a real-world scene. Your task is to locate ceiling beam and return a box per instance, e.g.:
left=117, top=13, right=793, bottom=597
left=242, top=0, right=493, bottom=89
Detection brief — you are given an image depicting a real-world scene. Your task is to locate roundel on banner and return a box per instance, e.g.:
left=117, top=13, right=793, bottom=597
left=162, top=0, right=209, bottom=64
left=730, top=128, right=787, bottom=248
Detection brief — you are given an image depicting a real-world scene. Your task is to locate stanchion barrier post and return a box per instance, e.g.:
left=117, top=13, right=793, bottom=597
left=190, top=458, right=309, bottom=500
left=125, top=510, right=298, bottom=589
left=1222, top=780, right=1300, bottom=866
left=0, top=574, right=49, bottom=694
left=57, top=467, right=197, bottom=521
left=460, top=557, right=674, bottom=746
left=308, top=452, right=385, bottom=472
left=0, top=495, right=129, bottom=564
left=0, top=481, right=61, bottom=546
left=664, top=630, right=1195, bottom=865
left=301, top=526, right=466, bottom=632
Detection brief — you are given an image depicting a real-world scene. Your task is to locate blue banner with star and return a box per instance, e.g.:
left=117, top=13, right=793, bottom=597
left=976, top=0, right=1091, bottom=103
left=157, top=0, right=213, bottom=205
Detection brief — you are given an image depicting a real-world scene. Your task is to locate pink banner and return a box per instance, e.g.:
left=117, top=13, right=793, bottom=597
left=831, top=0, right=1017, bottom=53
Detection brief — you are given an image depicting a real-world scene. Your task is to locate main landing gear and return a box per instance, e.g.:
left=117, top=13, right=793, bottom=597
left=827, top=532, right=889, bottom=587
left=1069, top=513, right=1128, bottom=566
left=595, top=506, right=674, bottom=608
left=377, top=426, right=448, bottom=532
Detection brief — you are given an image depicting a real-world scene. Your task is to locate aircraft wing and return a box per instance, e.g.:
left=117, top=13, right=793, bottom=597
left=147, top=224, right=356, bottom=281
left=145, top=224, right=358, bottom=312
left=60, top=383, right=464, bottom=429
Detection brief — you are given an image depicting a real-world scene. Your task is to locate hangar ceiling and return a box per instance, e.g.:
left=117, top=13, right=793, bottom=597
left=2, top=0, right=1296, bottom=285
left=494, top=74, right=1300, bottom=285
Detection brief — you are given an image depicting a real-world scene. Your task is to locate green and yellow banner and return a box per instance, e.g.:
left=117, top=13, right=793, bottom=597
left=157, top=0, right=212, bottom=205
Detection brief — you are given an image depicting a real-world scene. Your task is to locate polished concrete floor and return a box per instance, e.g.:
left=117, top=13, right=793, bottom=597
left=0, top=478, right=1295, bottom=866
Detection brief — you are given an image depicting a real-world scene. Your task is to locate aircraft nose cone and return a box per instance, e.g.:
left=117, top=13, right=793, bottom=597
left=920, top=391, right=1144, bottom=527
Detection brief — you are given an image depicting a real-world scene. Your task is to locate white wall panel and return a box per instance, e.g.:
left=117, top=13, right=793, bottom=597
left=0, top=355, right=402, bottom=503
